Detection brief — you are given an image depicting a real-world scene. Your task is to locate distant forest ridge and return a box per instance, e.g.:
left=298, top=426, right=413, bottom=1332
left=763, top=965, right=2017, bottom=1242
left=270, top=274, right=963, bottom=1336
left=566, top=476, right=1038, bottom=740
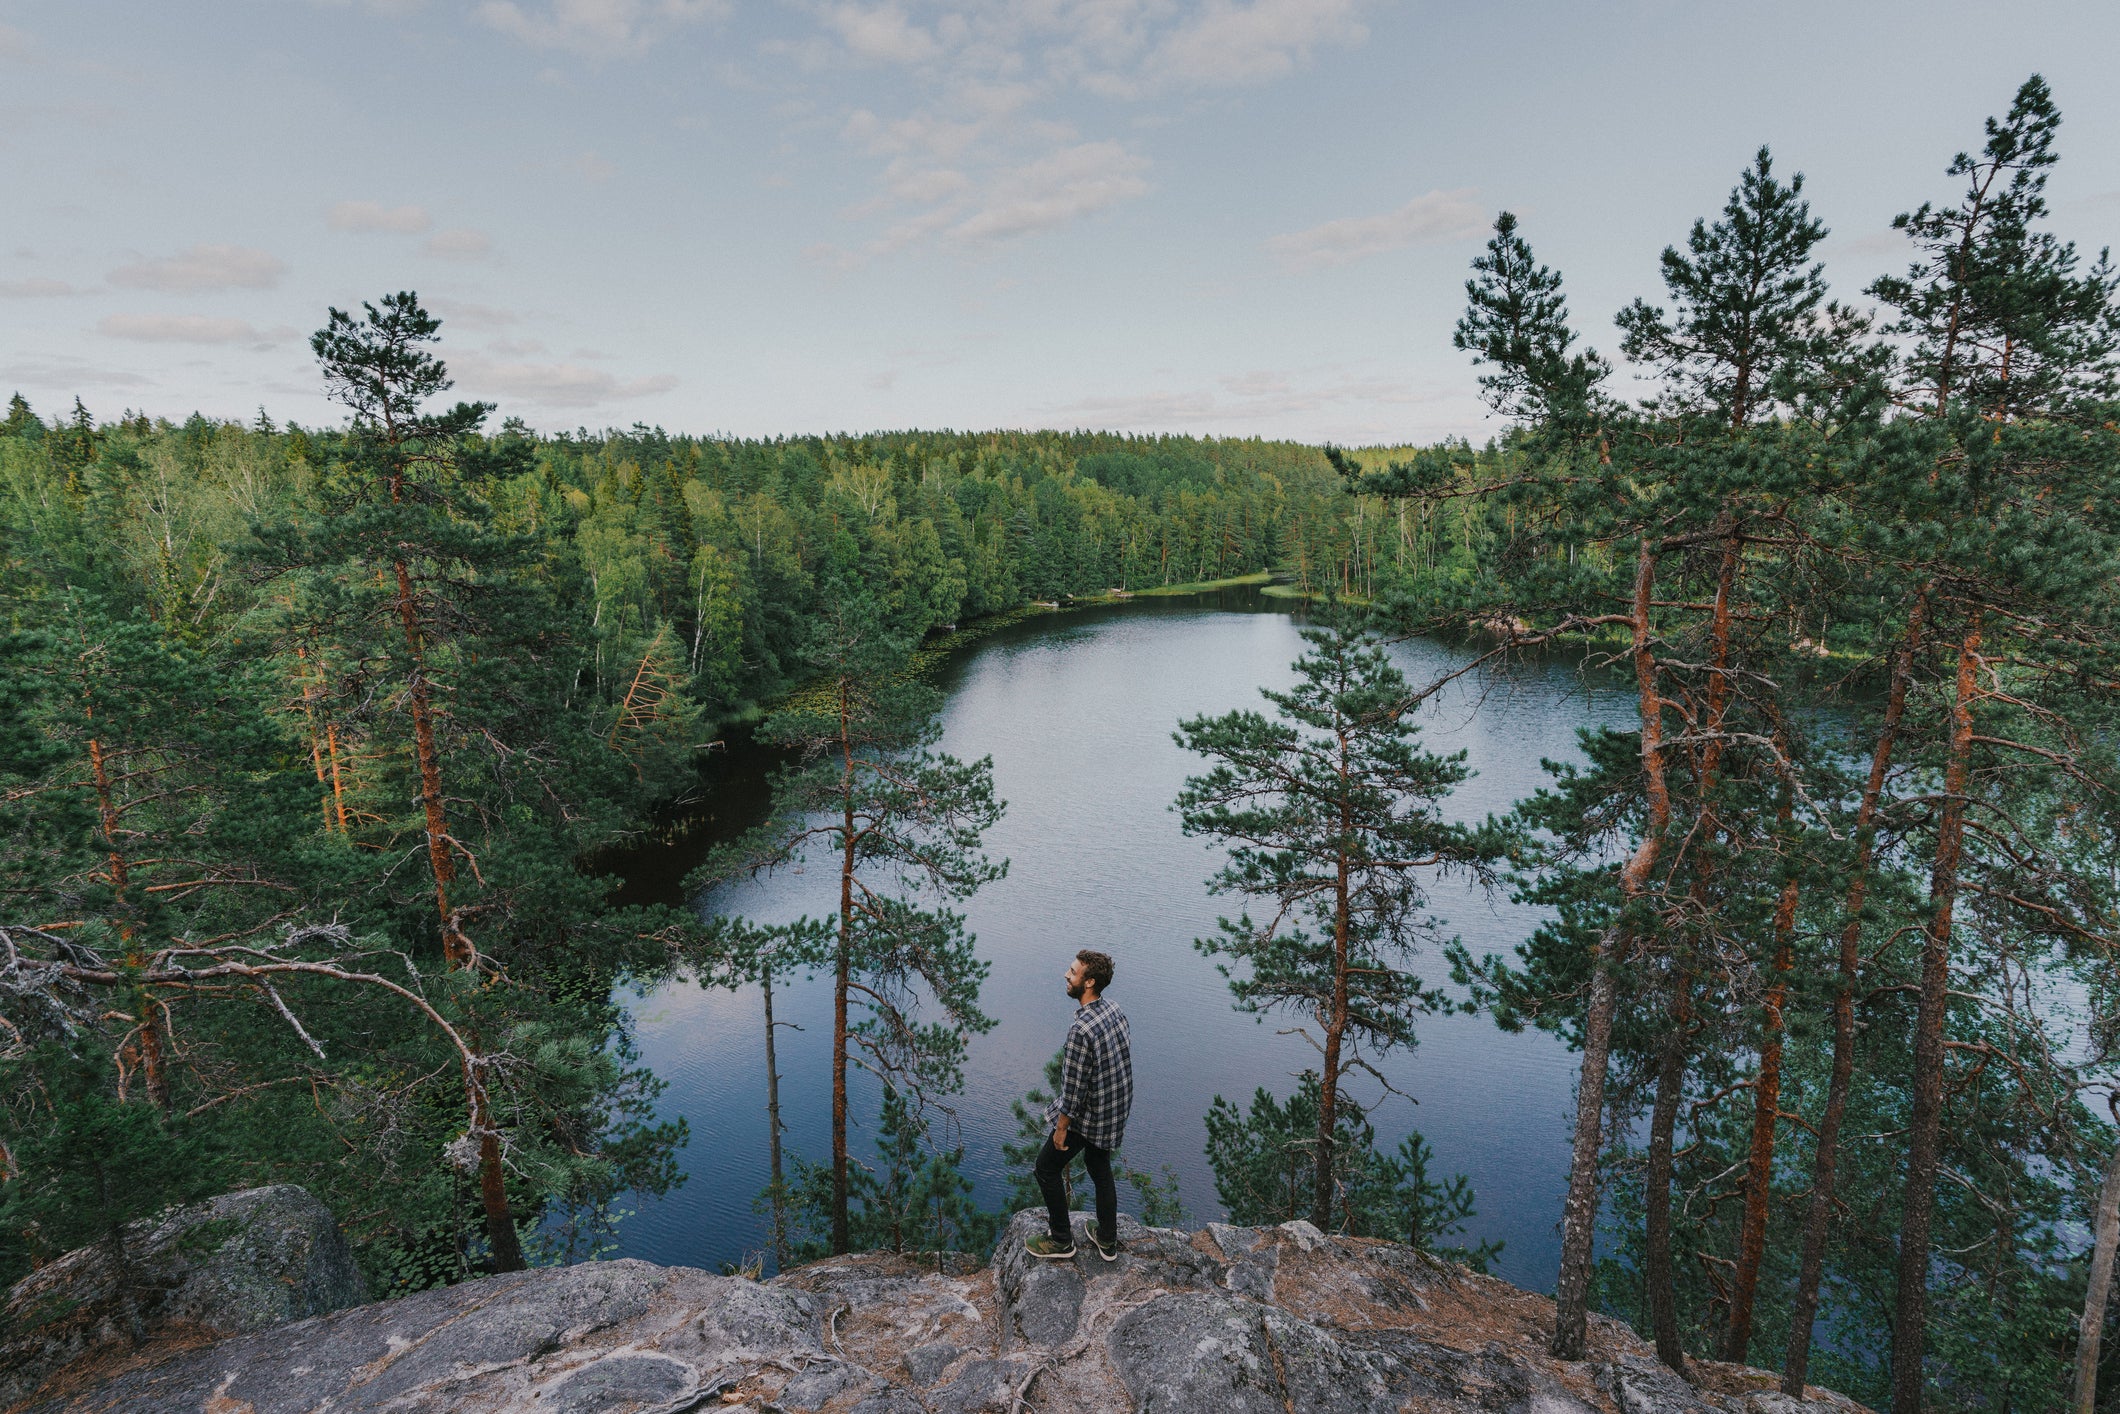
left=1, top=397, right=1499, bottom=728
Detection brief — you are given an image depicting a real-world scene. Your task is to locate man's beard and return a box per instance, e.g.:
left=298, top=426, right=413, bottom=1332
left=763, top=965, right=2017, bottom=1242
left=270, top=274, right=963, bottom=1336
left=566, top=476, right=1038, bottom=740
left=1066, top=979, right=1087, bottom=999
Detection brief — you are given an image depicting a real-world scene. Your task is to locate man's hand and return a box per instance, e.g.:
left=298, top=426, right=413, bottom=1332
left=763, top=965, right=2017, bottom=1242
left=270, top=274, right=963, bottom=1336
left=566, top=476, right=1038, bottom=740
left=1052, top=1118, right=1070, bottom=1151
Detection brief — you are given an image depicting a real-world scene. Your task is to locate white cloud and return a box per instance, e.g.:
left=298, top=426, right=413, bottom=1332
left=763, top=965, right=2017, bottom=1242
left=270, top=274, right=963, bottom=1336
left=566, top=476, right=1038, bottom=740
left=789, top=2, right=1382, bottom=260
left=1152, top=0, right=1366, bottom=87
left=327, top=200, right=433, bottom=233
left=826, top=4, right=939, bottom=65
left=474, top=0, right=724, bottom=57
left=98, top=314, right=281, bottom=345
left=423, top=228, right=495, bottom=260
left=1266, top=188, right=1487, bottom=270
left=0, top=277, right=81, bottom=297
left=949, top=141, right=1149, bottom=243
left=452, top=353, right=677, bottom=408
left=108, top=245, right=288, bottom=292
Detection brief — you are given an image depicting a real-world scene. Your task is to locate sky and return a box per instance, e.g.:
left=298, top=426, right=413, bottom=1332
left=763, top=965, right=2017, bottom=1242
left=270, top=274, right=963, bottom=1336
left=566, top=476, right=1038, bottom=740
left=3, top=0, right=2118, bottom=444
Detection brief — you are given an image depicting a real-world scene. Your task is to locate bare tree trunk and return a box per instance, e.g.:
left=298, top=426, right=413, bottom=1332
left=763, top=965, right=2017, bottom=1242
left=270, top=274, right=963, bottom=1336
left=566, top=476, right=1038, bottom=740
left=832, top=678, right=857, bottom=1257
left=2074, top=1120, right=2120, bottom=1414
left=763, top=960, right=788, bottom=1271
left=85, top=722, right=172, bottom=1115
left=1891, top=619, right=1981, bottom=1414
left=1644, top=528, right=1739, bottom=1372
left=1645, top=976, right=1692, bottom=1370
left=1785, top=598, right=1925, bottom=1394
left=324, top=720, right=349, bottom=833
left=395, top=558, right=470, bottom=969
left=1724, top=869, right=1799, bottom=1362
left=1553, top=538, right=1672, bottom=1361
left=1312, top=736, right=1353, bottom=1233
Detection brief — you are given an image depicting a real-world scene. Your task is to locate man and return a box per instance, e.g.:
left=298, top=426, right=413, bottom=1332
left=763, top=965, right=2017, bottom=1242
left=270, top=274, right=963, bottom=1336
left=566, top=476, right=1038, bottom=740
left=1026, top=949, right=1133, bottom=1261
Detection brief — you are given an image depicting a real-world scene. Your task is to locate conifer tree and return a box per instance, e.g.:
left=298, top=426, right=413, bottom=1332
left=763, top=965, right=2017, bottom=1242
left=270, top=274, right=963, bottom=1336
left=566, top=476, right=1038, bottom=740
left=1176, top=604, right=1508, bottom=1232
left=715, top=582, right=1003, bottom=1254
left=1854, top=76, right=2120, bottom=1414
left=1612, top=144, right=1834, bottom=1369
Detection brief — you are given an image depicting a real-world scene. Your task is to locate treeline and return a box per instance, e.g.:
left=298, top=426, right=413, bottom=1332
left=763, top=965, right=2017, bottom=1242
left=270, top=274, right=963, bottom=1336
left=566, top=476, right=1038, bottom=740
left=0, top=313, right=1399, bottom=1297
left=1342, top=76, right=2120, bottom=1414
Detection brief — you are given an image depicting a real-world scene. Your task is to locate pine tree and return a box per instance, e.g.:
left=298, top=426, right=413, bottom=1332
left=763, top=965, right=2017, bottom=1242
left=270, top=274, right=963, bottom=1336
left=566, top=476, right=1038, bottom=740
left=1854, top=76, right=2120, bottom=1414
left=1176, top=603, right=1509, bottom=1232
left=713, top=581, right=1003, bottom=1254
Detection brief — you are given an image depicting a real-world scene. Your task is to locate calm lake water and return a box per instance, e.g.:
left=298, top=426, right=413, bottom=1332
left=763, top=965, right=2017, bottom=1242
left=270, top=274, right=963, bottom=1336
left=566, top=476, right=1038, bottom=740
left=607, top=588, right=1636, bottom=1293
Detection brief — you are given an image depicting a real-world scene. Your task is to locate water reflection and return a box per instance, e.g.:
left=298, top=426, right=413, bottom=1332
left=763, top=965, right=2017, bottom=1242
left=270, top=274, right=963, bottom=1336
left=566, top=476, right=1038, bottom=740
left=609, top=591, right=1635, bottom=1292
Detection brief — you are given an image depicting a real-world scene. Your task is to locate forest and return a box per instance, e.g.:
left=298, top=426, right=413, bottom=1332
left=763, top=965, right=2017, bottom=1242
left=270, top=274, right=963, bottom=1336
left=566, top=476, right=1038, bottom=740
left=4, top=68, right=2119, bottom=1414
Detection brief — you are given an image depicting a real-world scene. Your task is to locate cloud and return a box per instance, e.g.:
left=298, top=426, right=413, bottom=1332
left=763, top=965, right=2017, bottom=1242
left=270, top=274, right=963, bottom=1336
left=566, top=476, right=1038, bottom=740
left=949, top=141, right=1150, bottom=243
left=0, top=23, right=32, bottom=61
left=423, top=228, right=495, bottom=260
left=327, top=200, right=433, bottom=233
left=825, top=4, right=939, bottom=65
left=429, top=297, right=518, bottom=330
left=474, top=0, right=724, bottom=57
left=109, top=244, right=288, bottom=292
left=1152, top=0, right=1366, bottom=87
left=98, top=314, right=283, bottom=345
left=1266, top=189, right=1487, bottom=270
left=1, top=358, right=152, bottom=390
left=0, top=277, right=82, bottom=298
left=451, top=353, right=677, bottom=408
left=789, top=2, right=1383, bottom=260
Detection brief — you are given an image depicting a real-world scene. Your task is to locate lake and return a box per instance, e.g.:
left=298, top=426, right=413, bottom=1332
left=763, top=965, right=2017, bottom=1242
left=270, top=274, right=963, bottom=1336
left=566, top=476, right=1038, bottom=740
left=606, top=587, right=1637, bottom=1294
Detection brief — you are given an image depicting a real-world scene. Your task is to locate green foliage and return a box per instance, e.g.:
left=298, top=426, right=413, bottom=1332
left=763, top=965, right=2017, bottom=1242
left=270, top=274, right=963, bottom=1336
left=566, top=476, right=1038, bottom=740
left=784, top=1086, right=996, bottom=1261
left=1203, top=1074, right=1497, bottom=1271
left=1177, top=602, right=1512, bottom=1229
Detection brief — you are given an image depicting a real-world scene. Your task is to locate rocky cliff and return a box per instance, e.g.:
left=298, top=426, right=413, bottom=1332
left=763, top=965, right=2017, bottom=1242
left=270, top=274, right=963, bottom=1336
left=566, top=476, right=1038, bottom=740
left=11, top=1204, right=1865, bottom=1414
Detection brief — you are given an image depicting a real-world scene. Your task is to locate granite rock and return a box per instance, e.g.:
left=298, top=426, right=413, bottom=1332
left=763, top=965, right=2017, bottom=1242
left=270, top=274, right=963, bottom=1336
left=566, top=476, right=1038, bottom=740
left=0, top=1184, right=366, bottom=1409
left=15, top=1202, right=1875, bottom=1414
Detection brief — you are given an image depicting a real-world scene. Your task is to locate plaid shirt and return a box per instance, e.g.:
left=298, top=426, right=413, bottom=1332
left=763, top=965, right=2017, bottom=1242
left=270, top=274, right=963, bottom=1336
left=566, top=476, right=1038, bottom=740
left=1047, top=996, right=1133, bottom=1150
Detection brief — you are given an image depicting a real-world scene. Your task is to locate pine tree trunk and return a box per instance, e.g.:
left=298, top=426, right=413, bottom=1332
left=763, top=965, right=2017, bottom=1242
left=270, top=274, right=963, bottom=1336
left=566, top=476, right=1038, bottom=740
left=395, top=557, right=470, bottom=969
left=2073, top=1126, right=2120, bottom=1414
left=1553, top=944, right=1617, bottom=1360
left=832, top=679, right=857, bottom=1257
left=1552, top=539, right=1670, bottom=1361
left=1724, top=870, right=1799, bottom=1362
left=388, top=558, right=517, bottom=1268
left=1784, top=599, right=1924, bottom=1394
left=763, top=960, right=788, bottom=1271
left=324, top=720, right=349, bottom=833
left=1891, top=619, right=1981, bottom=1414
left=85, top=726, right=172, bottom=1114
left=1644, top=976, right=1691, bottom=1370
left=1312, top=739, right=1354, bottom=1233
left=1644, top=529, right=1740, bottom=1372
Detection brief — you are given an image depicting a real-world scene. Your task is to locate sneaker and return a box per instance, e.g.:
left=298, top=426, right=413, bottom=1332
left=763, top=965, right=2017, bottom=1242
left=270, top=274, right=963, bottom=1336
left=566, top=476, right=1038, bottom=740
left=1088, top=1231, right=1121, bottom=1263
left=1025, top=1233, right=1077, bottom=1261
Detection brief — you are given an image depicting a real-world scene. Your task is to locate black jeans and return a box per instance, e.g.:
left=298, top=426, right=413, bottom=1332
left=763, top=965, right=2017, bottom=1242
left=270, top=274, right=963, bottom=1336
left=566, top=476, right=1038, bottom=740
left=1034, top=1134, right=1116, bottom=1246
